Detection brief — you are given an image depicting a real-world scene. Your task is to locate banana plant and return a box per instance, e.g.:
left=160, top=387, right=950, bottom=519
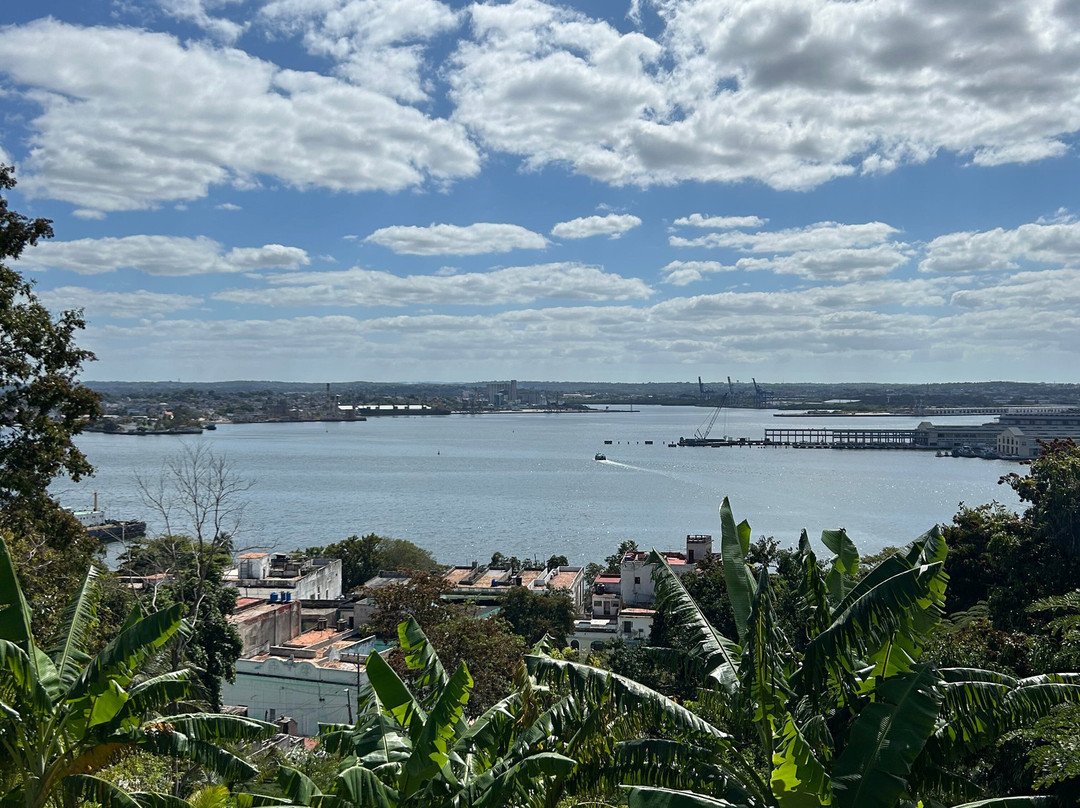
left=313, top=617, right=575, bottom=808
left=0, top=531, right=274, bottom=808
left=613, top=500, right=1080, bottom=808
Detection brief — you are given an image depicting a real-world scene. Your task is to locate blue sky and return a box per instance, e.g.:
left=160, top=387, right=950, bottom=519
left=2, top=0, right=1079, bottom=384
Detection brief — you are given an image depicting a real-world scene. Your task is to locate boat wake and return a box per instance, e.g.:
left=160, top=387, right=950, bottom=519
left=595, top=459, right=714, bottom=491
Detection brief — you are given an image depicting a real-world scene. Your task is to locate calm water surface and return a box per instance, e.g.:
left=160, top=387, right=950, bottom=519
left=57, top=407, right=1021, bottom=566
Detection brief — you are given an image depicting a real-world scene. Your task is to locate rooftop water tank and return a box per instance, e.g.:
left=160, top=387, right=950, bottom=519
left=270, top=592, right=279, bottom=602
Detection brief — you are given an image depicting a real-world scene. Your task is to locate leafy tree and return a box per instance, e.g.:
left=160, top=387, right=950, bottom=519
left=498, top=586, right=575, bottom=646
left=365, top=572, right=525, bottom=714
left=605, top=539, right=638, bottom=575
left=943, top=441, right=1080, bottom=629
left=546, top=554, right=569, bottom=569
left=1004, top=438, right=1080, bottom=555
left=378, top=537, right=440, bottom=575
left=583, top=561, right=604, bottom=587
left=364, top=571, right=453, bottom=638
left=0, top=165, right=102, bottom=639
left=0, top=532, right=272, bottom=808
left=305, top=533, right=440, bottom=593
left=122, top=534, right=243, bottom=710
left=0, top=164, right=100, bottom=509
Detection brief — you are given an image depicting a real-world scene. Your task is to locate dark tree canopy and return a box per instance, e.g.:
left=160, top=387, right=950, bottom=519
left=1, top=164, right=101, bottom=508
left=0, top=165, right=102, bottom=638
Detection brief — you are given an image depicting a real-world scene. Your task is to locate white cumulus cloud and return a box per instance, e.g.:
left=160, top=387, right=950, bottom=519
left=672, top=214, right=767, bottom=229
left=365, top=223, right=548, bottom=255
left=19, top=235, right=310, bottom=276
left=551, top=214, right=642, bottom=239
left=215, top=262, right=652, bottom=306
left=0, top=19, right=479, bottom=213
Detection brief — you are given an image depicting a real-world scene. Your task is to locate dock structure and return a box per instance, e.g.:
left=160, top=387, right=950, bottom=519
left=763, top=427, right=922, bottom=448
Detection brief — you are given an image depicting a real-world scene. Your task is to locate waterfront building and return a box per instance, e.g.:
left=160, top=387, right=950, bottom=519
left=226, top=552, right=343, bottom=600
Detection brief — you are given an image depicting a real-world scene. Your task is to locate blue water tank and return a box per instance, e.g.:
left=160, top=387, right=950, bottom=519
left=283, top=592, right=291, bottom=602
left=270, top=592, right=279, bottom=602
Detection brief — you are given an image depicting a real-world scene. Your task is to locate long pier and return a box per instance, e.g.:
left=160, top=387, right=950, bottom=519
left=677, top=428, right=925, bottom=449
left=763, top=427, right=922, bottom=448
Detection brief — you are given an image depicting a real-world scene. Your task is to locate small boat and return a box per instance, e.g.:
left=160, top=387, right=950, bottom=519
left=594, top=452, right=606, bottom=461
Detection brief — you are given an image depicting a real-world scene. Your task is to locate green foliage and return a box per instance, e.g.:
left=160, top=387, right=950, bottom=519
left=122, top=535, right=243, bottom=710
left=0, top=165, right=101, bottom=509
left=0, top=167, right=104, bottom=640
left=0, top=532, right=273, bottom=808
left=306, top=534, right=440, bottom=593
left=564, top=500, right=1080, bottom=808
left=366, top=572, right=526, bottom=714
left=497, top=586, right=576, bottom=646
left=606, top=540, right=639, bottom=575
left=311, top=618, right=575, bottom=808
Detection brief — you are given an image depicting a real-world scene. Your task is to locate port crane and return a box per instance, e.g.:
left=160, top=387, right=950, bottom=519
left=693, top=376, right=735, bottom=441
left=752, top=377, right=770, bottom=409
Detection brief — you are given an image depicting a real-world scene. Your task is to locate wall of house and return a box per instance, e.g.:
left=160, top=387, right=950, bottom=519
left=221, top=656, right=366, bottom=737
left=232, top=602, right=301, bottom=656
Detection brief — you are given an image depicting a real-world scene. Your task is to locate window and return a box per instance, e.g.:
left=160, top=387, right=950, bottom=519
left=634, top=576, right=641, bottom=584
left=623, top=621, right=632, bottom=633
left=688, top=549, right=695, bottom=562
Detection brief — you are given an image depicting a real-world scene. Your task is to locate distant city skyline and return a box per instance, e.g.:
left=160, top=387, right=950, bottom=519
left=3, top=1, right=1080, bottom=384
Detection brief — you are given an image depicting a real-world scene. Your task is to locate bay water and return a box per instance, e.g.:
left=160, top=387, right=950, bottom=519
left=57, top=407, right=1021, bottom=567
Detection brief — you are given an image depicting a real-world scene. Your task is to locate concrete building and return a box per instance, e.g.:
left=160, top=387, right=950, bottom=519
left=994, top=410, right=1080, bottom=459
left=528, top=565, right=587, bottom=613
left=226, top=553, right=343, bottom=601
left=570, top=534, right=715, bottom=656
left=229, top=597, right=302, bottom=657
left=221, top=633, right=374, bottom=736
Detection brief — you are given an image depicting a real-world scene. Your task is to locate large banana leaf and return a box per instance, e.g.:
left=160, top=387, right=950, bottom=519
left=460, top=752, right=577, bottom=808
left=720, top=498, right=758, bottom=645
left=64, top=775, right=198, bottom=808
left=648, top=550, right=741, bottom=694
left=934, top=670, right=1080, bottom=750
left=398, top=616, right=450, bottom=705
left=0, top=535, right=36, bottom=649
left=526, top=655, right=731, bottom=744
left=740, top=568, right=789, bottom=752
left=770, top=714, right=832, bottom=808
left=830, top=666, right=942, bottom=808
left=820, top=529, right=859, bottom=606
left=136, top=724, right=262, bottom=782
left=792, top=563, right=943, bottom=700
left=335, top=766, right=398, bottom=808
left=610, top=739, right=760, bottom=804
left=402, top=659, right=473, bottom=795
left=46, top=564, right=98, bottom=694
left=69, top=604, right=185, bottom=699
left=364, top=649, right=427, bottom=738
left=320, top=712, right=411, bottom=768
left=99, top=671, right=195, bottom=735
left=796, top=533, right=831, bottom=643
left=0, top=638, right=55, bottom=712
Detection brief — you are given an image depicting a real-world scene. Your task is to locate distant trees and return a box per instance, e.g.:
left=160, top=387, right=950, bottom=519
left=302, top=533, right=441, bottom=593
left=498, top=585, right=576, bottom=646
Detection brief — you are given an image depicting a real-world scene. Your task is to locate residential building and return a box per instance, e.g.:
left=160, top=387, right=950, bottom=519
left=226, top=553, right=343, bottom=601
